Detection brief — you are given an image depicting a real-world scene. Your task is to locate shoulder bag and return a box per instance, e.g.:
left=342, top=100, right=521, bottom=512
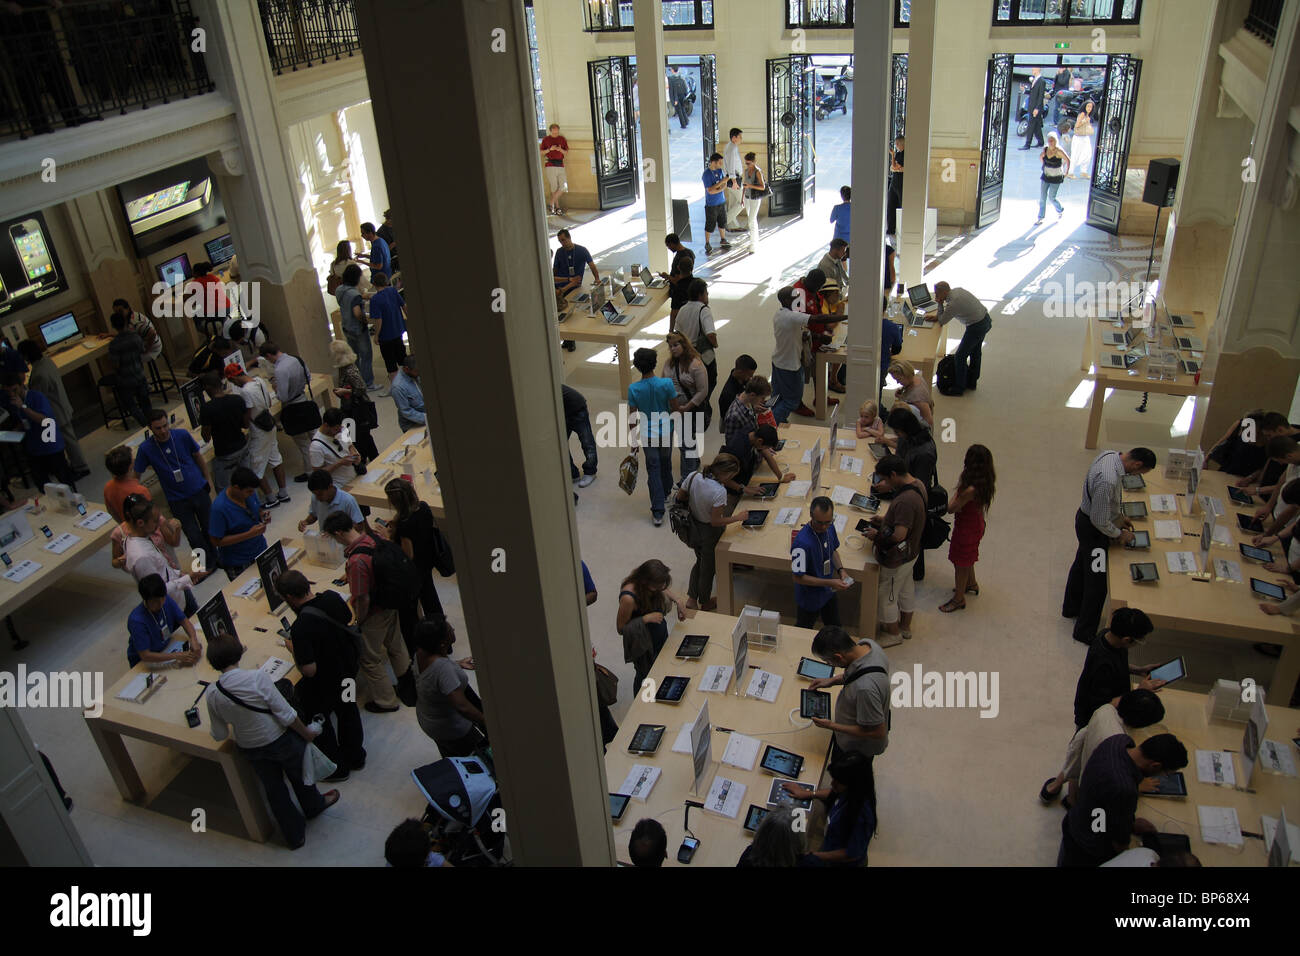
left=280, top=356, right=322, bottom=436
left=250, top=378, right=277, bottom=432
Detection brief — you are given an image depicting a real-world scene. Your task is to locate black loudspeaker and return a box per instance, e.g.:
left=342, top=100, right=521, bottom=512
left=1143, top=158, right=1180, bottom=207
left=672, top=198, right=692, bottom=241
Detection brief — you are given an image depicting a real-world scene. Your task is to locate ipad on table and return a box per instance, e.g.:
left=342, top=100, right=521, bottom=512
left=610, top=793, right=632, bottom=821
left=742, top=804, right=769, bottom=834
left=1227, top=486, right=1254, bottom=506
left=1238, top=543, right=1272, bottom=563
left=628, top=724, right=666, bottom=755
left=1237, top=513, right=1264, bottom=533
left=797, top=657, right=834, bottom=680
left=1121, top=501, right=1148, bottom=519
left=1147, top=772, right=1188, bottom=798
left=675, top=634, right=709, bottom=658
left=654, top=676, right=690, bottom=703
left=1147, top=656, right=1186, bottom=686
left=1250, top=577, right=1287, bottom=601
left=743, top=510, right=770, bottom=528
left=767, top=778, right=814, bottom=810
left=1130, top=562, right=1159, bottom=583
left=1124, top=530, right=1151, bottom=550
left=753, top=482, right=780, bottom=499
left=849, top=492, right=879, bottom=512
left=759, top=745, right=805, bottom=778
left=1121, top=474, right=1146, bottom=490
left=800, top=688, right=831, bottom=720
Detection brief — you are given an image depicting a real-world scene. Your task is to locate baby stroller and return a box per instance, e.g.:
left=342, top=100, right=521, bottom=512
left=412, top=753, right=512, bottom=867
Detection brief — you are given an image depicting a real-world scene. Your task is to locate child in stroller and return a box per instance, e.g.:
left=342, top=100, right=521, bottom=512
left=409, top=752, right=511, bottom=866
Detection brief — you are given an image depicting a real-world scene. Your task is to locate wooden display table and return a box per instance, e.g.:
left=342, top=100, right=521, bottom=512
left=558, top=283, right=670, bottom=394
left=813, top=317, right=944, bottom=421
left=86, top=537, right=340, bottom=842
left=0, top=500, right=115, bottom=622
left=1108, top=469, right=1300, bottom=701
left=345, top=427, right=445, bottom=521
left=1135, top=686, right=1299, bottom=866
left=48, top=334, right=113, bottom=378
left=603, top=611, right=833, bottom=867
left=1081, top=311, right=1208, bottom=450
left=714, top=423, right=881, bottom=638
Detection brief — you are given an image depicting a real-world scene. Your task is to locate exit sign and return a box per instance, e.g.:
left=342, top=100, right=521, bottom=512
left=1054, top=41, right=1070, bottom=49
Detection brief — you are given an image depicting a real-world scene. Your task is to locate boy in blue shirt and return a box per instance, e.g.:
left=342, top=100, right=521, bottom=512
left=830, top=185, right=851, bottom=244
left=127, top=573, right=202, bottom=667
left=209, top=466, right=270, bottom=579
left=626, top=348, right=682, bottom=526
left=369, top=272, right=407, bottom=379
left=702, top=153, right=731, bottom=254
left=791, top=496, right=854, bottom=628
left=132, top=409, right=217, bottom=571
left=360, top=221, right=391, bottom=279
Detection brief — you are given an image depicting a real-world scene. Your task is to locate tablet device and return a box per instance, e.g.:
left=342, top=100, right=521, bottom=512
left=767, top=778, right=814, bottom=810
left=1239, top=543, right=1273, bottom=563
left=773, top=439, right=786, bottom=451
left=1250, top=577, right=1287, bottom=601
left=759, top=745, right=805, bottom=778
left=1121, top=501, right=1148, bottom=519
left=1147, top=772, right=1188, bottom=798
left=609, top=793, right=631, bottom=821
left=742, top=805, right=768, bottom=834
left=797, top=657, right=834, bottom=680
left=1130, top=562, right=1159, bottom=583
left=1237, top=513, right=1264, bottom=533
left=1147, top=656, right=1187, bottom=686
left=753, top=482, right=779, bottom=499
left=1124, top=530, right=1151, bottom=550
left=628, top=723, right=666, bottom=755
left=742, top=510, right=769, bottom=528
left=1226, top=486, right=1254, bottom=506
left=1153, top=832, right=1192, bottom=855
left=800, top=688, right=831, bottom=720
left=855, top=517, right=873, bottom=534
left=848, top=492, right=878, bottom=512
left=654, top=676, right=690, bottom=702
left=675, top=634, right=709, bottom=658
left=1121, top=474, right=1146, bottom=490
left=867, top=443, right=888, bottom=460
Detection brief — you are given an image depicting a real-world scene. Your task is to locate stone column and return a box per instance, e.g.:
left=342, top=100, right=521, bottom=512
left=844, top=0, right=894, bottom=419
left=634, top=0, right=672, bottom=270
left=356, top=0, right=616, bottom=866
left=897, top=0, right=935, bottom=287
left=64, top=191, right=143, bottom=331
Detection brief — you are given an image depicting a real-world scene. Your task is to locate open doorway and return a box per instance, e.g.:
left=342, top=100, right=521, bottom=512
left=976, top=52, right=1141, bottom=234
left=808, top=55, right=855, bottom=207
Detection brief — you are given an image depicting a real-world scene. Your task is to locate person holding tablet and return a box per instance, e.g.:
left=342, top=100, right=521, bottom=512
left=781, top=751, right=877, bottom=866
left=865, top=455, right=927, bottom=642
left=1070, top=607, right=1166, bottom=732
left=1039, top=688, right=1164, bottom=807
left=1258, top=580, right=1300, bottom=616
left=791, top=497, right=854, bottom=628
left=126, top=573, right=201, bottom=668
left=1252, top=478, right=1300, bottom=575
left=1250, top=435, right=1300, bottom=528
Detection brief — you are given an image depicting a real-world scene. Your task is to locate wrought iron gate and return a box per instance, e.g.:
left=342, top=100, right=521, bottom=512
left=1086, top=54, right=1142, bottom=235
left=890, top=53, right=908, bottom=144
left=699, top=53, right=718, bottom=166
left=975, top=53, right=1013, bottom=229
left=587, top=56, right=638, bottom=210
left=765, top=55, right=815, bottom=216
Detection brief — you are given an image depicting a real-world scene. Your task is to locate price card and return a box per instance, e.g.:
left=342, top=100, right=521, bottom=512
left=75, top=510, right=113, bottom=531
left=44, top=532, right=81, bottom=555
left=2, top=559, right=42, bottom=583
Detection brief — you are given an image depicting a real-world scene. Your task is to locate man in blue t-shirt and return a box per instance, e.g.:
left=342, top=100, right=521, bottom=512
left=702, top=153, right=731, bottom=254
left=360, top=221, right=391, bottom=279
left=369, top=271, right=407, bottom=380
left=1, top=372, right=78, bottom=492
left=830, top=185, right=852, bottom=244
left=626, top=347, right=682, bottom=526
left=126, top=573, right=201, bottom=667
left=208, top=466, right=269, bottom=579
left=791, top=496, right=854, bottom=628
left=298, top=469, right=367, bottom=534
left=553, top=228, right=600, bottom=295
left=132, top=408, right=217, bottom=572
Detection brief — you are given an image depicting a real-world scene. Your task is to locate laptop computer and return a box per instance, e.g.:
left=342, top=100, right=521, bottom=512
left=906, top=283, right=937, bottom=314
left=1175, top=334, right=1205, bottom=351
left=600, top=300, right=630, bottom=326
left=1180, top=358, right=1201, bottom=375
left=641, top=267, right=668, bottom=289
left=902, top=301, right=927, bottom=328
left=587, top=283, right=606, bottom=315
left=39, top=312, right=83, bottom=351
left=1169, top=312, right=1193, bottom=328
left=621, top=282, right=650, bottom=308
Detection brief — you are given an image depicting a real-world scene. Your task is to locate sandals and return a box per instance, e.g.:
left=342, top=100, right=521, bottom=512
left=966, top=585, right=980, bottom=596
left=1039, top=778, right=1061, bottom=804
left=939, top=599, right=966, bottom=613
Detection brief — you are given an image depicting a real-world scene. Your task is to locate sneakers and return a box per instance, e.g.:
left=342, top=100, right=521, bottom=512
left=276, top=489, right=291, bottom=503
left=562, top=340, right=576, bottom=352
left=794, top=403, right=816, bottom=417
left=652, top=514, right=664, bottom=527
left=577, top=474, right=596, bottom=488
left=704, top=243, right=714, bottom=254
left=878, top=632, right=904, bottom=648
left=901, top=629, right=913, bottom=641
left=364, top=701, right=400, bottom=713
left=366, top=383, right=384, bottom=392
left=293, top=473, right=309, bottom=483
left=263, top=496, right=280, bottom=509
left=719, top=240, right=732, bottom=249
left=323, top=767, right=350, bottom=783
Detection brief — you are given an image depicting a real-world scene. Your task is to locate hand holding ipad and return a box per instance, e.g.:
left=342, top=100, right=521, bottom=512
left=1239, top=543, right=1273, bottom=563
left=1124, top=530, right=1151, bottom=550
left=1146, top=656, right=1186, bottom=686
left=1250, top=577, right=1287, bottom=601
left=800, top=688, right=831, bottom=720
left=796, top=657, right=834, bottom=680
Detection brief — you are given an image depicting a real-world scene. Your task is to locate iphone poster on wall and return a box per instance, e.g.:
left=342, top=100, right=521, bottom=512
left=0, top=211, right=70, bottom=318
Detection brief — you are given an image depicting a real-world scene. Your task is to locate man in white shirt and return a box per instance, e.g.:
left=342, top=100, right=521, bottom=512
left=260, top=341, right=315, bottom=482
left=723, top=128, right=745, bottom=234
left=299, top=470, right=367, bottom=534
left=770, top=285, right=844, bottom=425
left=227, top=364, right=290, bottom=505
left=672, top=278, right=719, bottom=427
left=309, top=408, right=362, bottom=489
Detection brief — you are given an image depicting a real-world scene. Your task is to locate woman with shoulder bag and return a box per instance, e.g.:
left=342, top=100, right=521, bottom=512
left=382, top=477, right=447, bottom=655
left=663, top=331, right=709, bottom=481
left=742, top=152, right=768, bottom=248
left=412, top=616, right=485, bottom=758
left=678, top=453, right=751, bottom=611
left=1037, top=131, right=1070, bottom=223
left=204, top=631, right=339, bottom=849
left=329, top=339, right=380, bottom=462
left=616, top=559, right=687, bottom=691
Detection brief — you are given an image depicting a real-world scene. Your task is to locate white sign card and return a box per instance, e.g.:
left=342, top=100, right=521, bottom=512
left=690, top=700, right=712, bottom=795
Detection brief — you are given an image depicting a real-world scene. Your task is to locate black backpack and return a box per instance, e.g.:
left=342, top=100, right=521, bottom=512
left=352, top=537, right=420, bottom=610
left=299, top=605, right=363, bottom=677
left=936, top=354, right=957, bottom=394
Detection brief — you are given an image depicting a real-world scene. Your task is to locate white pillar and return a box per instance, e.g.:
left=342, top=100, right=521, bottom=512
left=898, top=0, right=935, bottom=287
left=634, top=0, right=672, bottom=270
left=845, top=0, right=894, bottom=418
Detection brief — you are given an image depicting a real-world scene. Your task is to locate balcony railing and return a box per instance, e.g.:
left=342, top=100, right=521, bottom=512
left=1244, top=0, right=1281, bottom=45
left=0, top=0, right=213, bottom=140
left=259, top=0, right=361, bottom=74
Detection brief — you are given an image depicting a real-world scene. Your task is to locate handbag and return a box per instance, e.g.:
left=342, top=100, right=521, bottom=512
left=618, top=450, right=639, bottom=495
left=280, top=356, right=322, bottom=435
left=249, top=379, right=276, bottom=432
left=430, top=524, right=456, bottom=577
left=302, top=740, right=337, bottom=786
left=594, top=662, right=618, bottom=708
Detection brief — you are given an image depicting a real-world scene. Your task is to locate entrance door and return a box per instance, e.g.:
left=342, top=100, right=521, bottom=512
left=765, top=55, right=815, bottom=216
left=588, top=56, right=638, bottom=210
left=889, top=53, right=907, bottom=143
left=975, top=53, right=1014, bottom=229
left=1086, top=54, right=1142, bottom=235
left=699, top=53, right=718, bottom=165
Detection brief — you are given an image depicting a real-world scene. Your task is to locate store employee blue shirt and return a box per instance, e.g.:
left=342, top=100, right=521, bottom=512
left=133, top=427, right=207, bottom=501
left=792, top=523, right=840, bottom=610
left=369, top=287, right=407, bottom=342
left=703, top=168, right=727, bottom=206
left=553, top=244, right=594, bottom=284
left=126, top=596, right=186, bottom=667
left=209, top=489, right=267, bottom=568
left=369, top=235, right=392, bottom=278
left=9, top=389, right=64, bottom=455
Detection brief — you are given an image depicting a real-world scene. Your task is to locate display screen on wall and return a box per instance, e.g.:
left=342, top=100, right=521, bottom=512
left=0, top=210, right=70, bottom=319
left=116, top=159, right=226, bottom=259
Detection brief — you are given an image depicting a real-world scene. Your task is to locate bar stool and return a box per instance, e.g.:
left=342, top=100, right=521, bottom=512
left=147, top=350, right=178, bottom=403
left=96, top=376, right=132, bottom=430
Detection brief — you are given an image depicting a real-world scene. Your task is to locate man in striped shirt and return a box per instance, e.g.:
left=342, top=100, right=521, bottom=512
left=1062, top=448, right=1157, bottom=644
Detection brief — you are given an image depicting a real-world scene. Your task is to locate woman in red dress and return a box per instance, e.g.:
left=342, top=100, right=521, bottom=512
left=940, top=444, right=996, bottom=613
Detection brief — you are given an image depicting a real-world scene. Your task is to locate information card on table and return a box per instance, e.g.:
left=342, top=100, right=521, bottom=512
left=43, top=532, right=80, bottom=555
left=75, top=510, right=113, bottom=531
left=618, top=764, right=661, bottom=801
left=704, top=774, right=745, bottom=819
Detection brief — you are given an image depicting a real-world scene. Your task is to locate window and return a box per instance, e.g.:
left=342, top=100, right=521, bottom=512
left=525, top=0, right=545, bottom=135
left=785, top=1, right=910, bottom=29
left=582, top=0, right=713, bottom=31
left=994, top=0, right=1141, bottom=25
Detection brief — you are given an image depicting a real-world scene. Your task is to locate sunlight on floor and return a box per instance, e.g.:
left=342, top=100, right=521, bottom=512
left=1171, top=395, right=1195, bottom=439
left=1066, top=378, right=1097, bottom=409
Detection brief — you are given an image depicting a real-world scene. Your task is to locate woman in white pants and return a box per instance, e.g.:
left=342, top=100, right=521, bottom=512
left=741, top=153, right=766, bottom=248
left=1069, top=100, right=1095, bottom=178
left=233, top=367, right=291, bottom=504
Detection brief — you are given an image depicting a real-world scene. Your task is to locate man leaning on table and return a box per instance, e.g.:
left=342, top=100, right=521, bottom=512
left=391, top=357, right=427, bottom=433
left=932, top=283, right=992, bottom=397
left=1062, top=447, right=1157, bottom=645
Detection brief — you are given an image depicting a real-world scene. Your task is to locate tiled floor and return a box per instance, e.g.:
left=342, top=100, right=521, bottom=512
left=10, top=195, right=1265, bottom=867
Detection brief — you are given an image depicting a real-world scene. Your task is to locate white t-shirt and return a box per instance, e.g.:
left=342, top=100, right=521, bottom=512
left=687, top=472, right=727, bottom=523
left=1100, top=847, right=1159, bottom=867
left=772, top=307, right=809, bottom=372
left=240, top=377, right=274, bottom=414
left=1275, top=463, right=1300, bottom=521
left=723, top=141, right=743, bottom=180
left=309, top=429, right=351, bottom=488
left=675, top=301, right=717, bottom=365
